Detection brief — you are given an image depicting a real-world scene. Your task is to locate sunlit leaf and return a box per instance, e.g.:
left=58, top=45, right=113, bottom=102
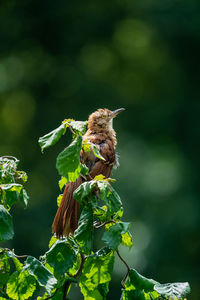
left=38, top=123, right=66, bottom=153
left=74, top=204, right=94, bottom=253
left=48, top=235, right=58, bottom=248
left=79, top=248, right=114, bottom=300
left=0, top=250, right=10, bottom=288
left=0, top=184, right=28, bottom=209
left=154, top=282, right=191, bottom=298
left=56, top=135, right=82, bottom=181
left=58, top=176, right=67, bottom=190
left=121, top=231, right=133, bottom=248
left=69, top=121, right=88, bottom=135
left=56, top=194, right=62, bottom=207
left=73, top=181, right=96, bottom=203
left=6, top=250, right=23, bottom=271
left=122, top=269, right=191, bottom=300
left=102, top=222, right=130, bottom=250
left=46, top=240, right=76, bottom=276
left=6, top=270, right=36, bottom=300
left=16, top=171, right=28, bottom=183
left=25, top=256, right=57, bottom=294
left=97, top=181, right=122, bottom=217
left=92, top=144, right=105, bottom=161
left=74, top=179, right=122, bottom=219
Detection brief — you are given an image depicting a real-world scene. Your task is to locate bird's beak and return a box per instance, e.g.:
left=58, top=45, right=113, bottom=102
left=110, top=108, right=125, bottom=119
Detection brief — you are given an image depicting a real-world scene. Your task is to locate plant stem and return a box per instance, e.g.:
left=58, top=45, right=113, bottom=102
left=94, top=220, right=116, bottom=229
left=4, top=248, right=28, bottom=259
left=74, top=253, right=85, bottom=278
left=63, top=281, right=71, bottom=300
left=116, top=250, right=130, bottom=287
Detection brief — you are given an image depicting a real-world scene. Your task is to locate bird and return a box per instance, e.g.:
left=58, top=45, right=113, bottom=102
left=52, top=108, right=125, bottom=238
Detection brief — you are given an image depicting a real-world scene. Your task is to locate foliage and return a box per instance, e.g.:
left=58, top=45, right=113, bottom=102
left=0, top=119, right=191, bottom=299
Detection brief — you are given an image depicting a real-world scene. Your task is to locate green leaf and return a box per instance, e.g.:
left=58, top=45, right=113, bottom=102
left=121, top=231, right=133, bottom=248
left=121, top=289, right=148, bottom=300
left=73, top=181, right=96, bottom=203
left=154, top=282, right=191, bottom=298
left=6, top=270, right=36, bottom=300
left=24, top=256, right=57, bottom=294
left=79, top=248, right=114, bottom=300
left=48, top=235, right=58, bottom=248
left=56, top=135, right=82, bottom=181
left=19, top=188, right=29, bottom=207
left=0, top=251, right=10, bottom=288
left=97, top=181, right=122, bottom=217
left=102, top=222, right=130, bottom=250
left=0, top=157, right=19, bottom=184
left=92, top=144, right=105, bottom=161
left=74, top=204, right=94, bottom=253
left=58, top=176, right=67, bottom=190
left=74, top=180, right=123, bottom=219
left=56, top=194, right=62, bottom=207
left=80, top=163, right=89, bottom=176
left=0, top=184, right=22, bottom=209
left=0, top=205, right=14, bottom=241
left=38, top=123, right=66, bottom=152
left=128, top=269, right=157, bottom=292
left=6, top=250, right=23, bottom=271
left=122, top=269, right=191, bottom=300
left=0, top=184, right=28, bottom=209
left=70, top=121, right=88, bottom=135
left=46, top=240, right=76, bottom=276
left=16, top=170, right=28, bottom=183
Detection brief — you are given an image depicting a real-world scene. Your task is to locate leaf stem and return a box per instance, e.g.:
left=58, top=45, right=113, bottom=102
left=74, top=253, right=85, bottom=278
left=65, top=122, right=77, bottom=136
left=5, top=248, right=28, bottom=259
left=116, top=250, right=130, bottom=287
left=62, top=281, right=71, bottom=300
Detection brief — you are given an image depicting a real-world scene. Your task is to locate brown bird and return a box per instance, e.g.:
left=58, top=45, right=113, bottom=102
left=52, top=108, right=125, bottom=238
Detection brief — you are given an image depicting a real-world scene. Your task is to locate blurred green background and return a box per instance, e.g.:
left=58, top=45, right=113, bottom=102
left=0, top=0, right=199, bottom=299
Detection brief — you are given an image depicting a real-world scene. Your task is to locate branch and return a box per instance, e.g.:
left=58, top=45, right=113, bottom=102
left=63, top=254, right=85, bottom=299
left=62, top=280, right=71, bottom=300
left=4, top=248, right=28, bottom=259
left=74, top=253, right=85, bottom=278
left=116, top=250, right=130, bottom=287
left=93, top=220, right=116, bottom=229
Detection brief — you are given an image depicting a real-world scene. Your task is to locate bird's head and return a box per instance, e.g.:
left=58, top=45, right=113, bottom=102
left=88, top=108, right=125, bottom=131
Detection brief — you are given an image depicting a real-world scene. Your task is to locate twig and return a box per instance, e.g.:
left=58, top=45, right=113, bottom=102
left=116, top=250, right=130, bottom=287
left=94, top=220, right=116, bottom=229
left=62, top=281, right=71, bottom=300
left=63, top=254, right=85, bottom=299
left=74, top=253, right=85, bottom=278
left=65, top=122, right=77, bottom=136
left=4, top=248, right=28, bottom=259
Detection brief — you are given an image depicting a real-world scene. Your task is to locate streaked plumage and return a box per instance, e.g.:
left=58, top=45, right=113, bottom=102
left=52, top=108, right=124, bottom=238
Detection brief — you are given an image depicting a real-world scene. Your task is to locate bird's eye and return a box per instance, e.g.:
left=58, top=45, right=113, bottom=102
left=101, top=115, right=106, bottom=119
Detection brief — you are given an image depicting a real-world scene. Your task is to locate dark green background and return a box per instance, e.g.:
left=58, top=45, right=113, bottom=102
left=0, top=0, right=199, bottom=299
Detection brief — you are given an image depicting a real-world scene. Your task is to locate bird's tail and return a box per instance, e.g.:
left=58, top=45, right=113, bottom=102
left=52, top=176, right=82, bottom=238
